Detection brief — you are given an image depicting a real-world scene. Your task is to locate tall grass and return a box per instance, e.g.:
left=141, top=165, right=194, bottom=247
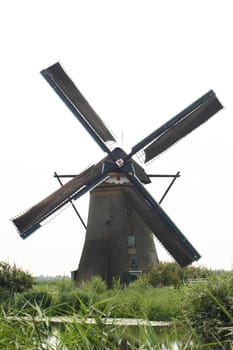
left=0, top=277, right=185, bottom=349
left=0, top=299, right=181, bottom=349
left=181, top=273, right=233, bottom=349
left=1, top=274, right=232, bottom=348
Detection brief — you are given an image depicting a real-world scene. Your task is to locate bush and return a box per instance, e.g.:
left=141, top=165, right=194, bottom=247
left=147, top=262, right=184, bottom=287
left=0, top=287, right=14, bottom=304
left=147, top=262, right=212, bottom=288
left=0, top=261, right=33, bottom=293
left=182, top=272, right=233, bottom=345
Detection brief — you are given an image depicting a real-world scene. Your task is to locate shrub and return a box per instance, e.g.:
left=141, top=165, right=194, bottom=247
left=0, top=261, right=33, bottom=293
left=147, top=262, right=213, bottom=288
left=182, top=272, right=233, bottom=345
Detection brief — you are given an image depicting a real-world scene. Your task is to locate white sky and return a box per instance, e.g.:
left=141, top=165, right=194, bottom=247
left=1, top=1, right=232, bottom=276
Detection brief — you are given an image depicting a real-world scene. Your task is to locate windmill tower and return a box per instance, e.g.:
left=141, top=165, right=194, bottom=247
left=76, top=174, right=159, bottom=286
left=12, top=63, right=223, bottom=286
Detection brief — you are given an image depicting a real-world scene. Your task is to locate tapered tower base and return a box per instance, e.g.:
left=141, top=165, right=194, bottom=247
left=73, top=174, right=159, bottom=287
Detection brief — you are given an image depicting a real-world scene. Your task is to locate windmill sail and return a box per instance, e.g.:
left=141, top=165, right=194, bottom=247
left=123, top=172, right=201, bottom=266
left=12, top=164, right=108, bottom=239
left=129, top=90, right=223, bottom=162
left=41, top=62, right=115, bottom=154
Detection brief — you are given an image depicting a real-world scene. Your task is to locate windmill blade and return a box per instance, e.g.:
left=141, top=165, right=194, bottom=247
left=122, top=171, right=201, bottom=266
left=129, top=90, right=223, bottom=162
left=12, top=164, right=108, bottom=239
left=41, top=62, right=116, bottom=154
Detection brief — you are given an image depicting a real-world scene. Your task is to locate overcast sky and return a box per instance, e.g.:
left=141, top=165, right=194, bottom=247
left=1, top=1, right=232, bottom=276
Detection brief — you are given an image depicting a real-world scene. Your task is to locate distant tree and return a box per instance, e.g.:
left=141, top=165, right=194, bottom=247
left=0, top=261, right=33, bottom=293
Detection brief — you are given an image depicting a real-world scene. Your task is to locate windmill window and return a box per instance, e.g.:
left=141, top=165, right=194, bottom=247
left=130, top=255, right=137, bottom=267
left=128, top=235, right=135, bottom=247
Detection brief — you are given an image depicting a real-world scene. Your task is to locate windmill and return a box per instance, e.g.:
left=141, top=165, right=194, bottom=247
left=12, top=63, right=223, bottom=286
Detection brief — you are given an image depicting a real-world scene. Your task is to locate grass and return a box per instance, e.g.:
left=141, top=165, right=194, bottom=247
left=0, top=299, right=196, bottom=349
left=1, top=273, right=233, bottom=348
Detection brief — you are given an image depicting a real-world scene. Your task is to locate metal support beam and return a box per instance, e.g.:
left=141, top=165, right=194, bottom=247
left=148, top=174, right=181, bottom=178
left=159, top=171, right=180, bottom=204
left=54, top=172, right=87, bottom=230
left=54, top=174, right=78, bottom=178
